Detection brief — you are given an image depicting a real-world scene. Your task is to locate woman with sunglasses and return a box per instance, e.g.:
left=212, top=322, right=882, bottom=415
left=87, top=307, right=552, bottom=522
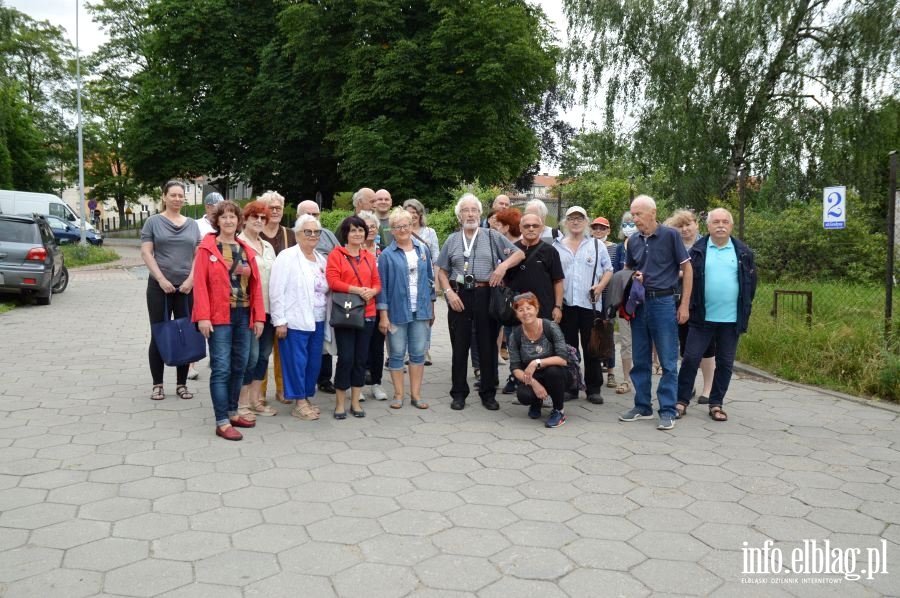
left=508, top=292, right=570, bottom=428
left=259, top=191, right=296, bottom=406
left=236, top=200, right=279, bottom=420
left=269, top=214, right=331, bottom=421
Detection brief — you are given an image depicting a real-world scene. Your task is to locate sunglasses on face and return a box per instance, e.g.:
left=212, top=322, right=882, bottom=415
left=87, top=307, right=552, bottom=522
left=301, top=229, right=322, bottom=237
left=591, top=225, right=609, bottom=230
left=249, top=214, right=267, bottom=221
left=521, top=223, right=541, bottom=230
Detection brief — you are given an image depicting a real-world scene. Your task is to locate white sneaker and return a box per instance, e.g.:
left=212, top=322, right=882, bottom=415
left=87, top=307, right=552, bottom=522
left=371, top=384, right=388, bottom=401
left=187, top=365, right=199, bottom=380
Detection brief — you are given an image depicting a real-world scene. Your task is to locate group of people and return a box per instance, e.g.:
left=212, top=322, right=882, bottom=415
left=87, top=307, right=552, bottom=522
left=141, top=181, right=756, bottom=440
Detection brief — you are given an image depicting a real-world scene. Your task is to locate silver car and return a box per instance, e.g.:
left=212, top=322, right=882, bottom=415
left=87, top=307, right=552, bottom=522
left=0, top=214, right=68, bottom=305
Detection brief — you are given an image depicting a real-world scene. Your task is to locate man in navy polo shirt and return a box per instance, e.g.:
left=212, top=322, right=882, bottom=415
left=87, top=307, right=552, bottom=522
left=675, top=208, right=757, bottom=422
left=619, top=195, right=692, bottom=430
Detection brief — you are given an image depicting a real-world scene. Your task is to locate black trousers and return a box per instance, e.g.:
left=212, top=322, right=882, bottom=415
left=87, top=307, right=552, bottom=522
left=366, top=325, right=385, bottom=385
left=318, top=354, right=332, bottom=383
left=448, top=287, right=499, bottom=402
left=516, top=365, right=567, bottom=411
left=146, top=278, right=192, bottom=386
left=560, top=304, right=602, bottom=394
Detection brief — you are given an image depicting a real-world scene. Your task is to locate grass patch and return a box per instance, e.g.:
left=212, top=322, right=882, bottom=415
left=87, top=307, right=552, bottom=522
left=60, top=244, right=119, bottom=268
left=739, top=281, right=899, bottom=401
left=0, top=300, right=17, bottom=314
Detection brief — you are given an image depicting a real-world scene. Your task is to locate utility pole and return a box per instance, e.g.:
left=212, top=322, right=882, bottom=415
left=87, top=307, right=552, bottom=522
left=75, top=0, right=87, bottom=245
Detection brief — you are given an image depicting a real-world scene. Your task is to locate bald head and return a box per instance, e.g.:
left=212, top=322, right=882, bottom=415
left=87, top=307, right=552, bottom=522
left=353, top=188, right=375, bottom=213
left=373, top=189, right=392, bottom=217
left=630, top=195, right=658, bottom=235
left=297, top=200, right=321, bottom=220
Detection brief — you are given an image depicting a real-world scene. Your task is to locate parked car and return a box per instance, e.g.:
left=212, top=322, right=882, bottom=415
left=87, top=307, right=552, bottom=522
left=0, top=214, right=68, bottom=305
left=44, top=215, right=103, bottom=246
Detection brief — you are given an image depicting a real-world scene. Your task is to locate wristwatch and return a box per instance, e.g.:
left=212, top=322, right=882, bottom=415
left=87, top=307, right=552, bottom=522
left=536, top=358, right=542, bottom=370
left=554, top=304, right=562, bottom=310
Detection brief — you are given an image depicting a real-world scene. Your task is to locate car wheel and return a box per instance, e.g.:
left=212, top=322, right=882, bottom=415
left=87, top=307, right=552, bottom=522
left=36, top=291, right=51, bottom=305
left=52, top=266, right=69, bottom=294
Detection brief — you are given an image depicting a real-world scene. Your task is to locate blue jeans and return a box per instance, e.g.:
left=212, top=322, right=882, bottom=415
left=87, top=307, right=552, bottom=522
left=334, top=319, right=375, bottom=390
left=630, top=295, right=679, bottom=418
left=677, top=322, right=740, bottom=407
left=279, top=321, right=325, bottom=399
left=387, top=318, right=430, bottom=369
left=243, top=315, right=275, bottom=385
left=208, top=307, right=252, bottom=426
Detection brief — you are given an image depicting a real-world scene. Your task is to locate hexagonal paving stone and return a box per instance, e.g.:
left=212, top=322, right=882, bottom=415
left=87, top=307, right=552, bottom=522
left=571, top=493, right=639, bottom=516
left=397, top=489, right=464, bottom=513
left=0, top=528, right=28, bottom=552
left=0, top=545, right=62, bottom=582
left=119, top=476, right=186, bottom=500
left=431, top=527, right=510, bottom=557
left=627, top=506, right=702, bottom=533
left=351, top=476, right=415, bottom=498
left=415, top=554, right=501, bottom=592
left=410, top=471, right=475, bottom=492
left=88, top=464, right=152, bottom=483
left=467, top=468, right=530, bottom=487
left=157, top=582, right=243, bottom=598
left=359, top=533, right=439, bottom=566
left=279, top=541, right=362, bottom=576
left=479, top=576, right=569, bottom=598
left=263, top=501, right=333, bottom=526
left=196, top=549, right=279, bottom=586
left=752, top=515, right=830, bottom=542
left=625, top=486, right=695, bottom=509
left=80, top=496, right=150, bottom=521
left=491, top=545, right=574, bottom=580
left=558, top=568, right=650, bottom=598
left=629, top=530, right=711, bottom=561
left=307, top=515, right=383, bottom=544
left=153, top=490, right=222, bottom=516
left=222, top=486, right=289, bottom=510
left=332, top=562, right=419, bottom=598
left=46, top=481, right=118, bottom=505
left=562, top=538, right=646, bottom=570
left=104, top=559, right=194, bottom=597
left=501, top=520, right=578, bottom=549
left=185, top=472, right=250, bottom=494
left=3, top=567, right=101, bottom=598
left=0, top=502, right=75, bottom=529
left=446, top=504, right=519, bottom=529
left=63, top=537, right=147, bottom=571
left=631, top=559, right=722, bottom=595
left=457, top=484, right=525, bottom=507
left=509, top=498, right=580, bottom=523
left=232, top=523, right=308, bottom=553
left=152, top=530, right=231, bottom=561
left=28, top=519, right=109, bottom=549
left=332, top=494, right=399, bottom=518
left=250, top=468, right=312, bottom=489
left=244, top=572, right=335, bottom=598
left=0, top=487, right=47, bottom=511
left=806, top=507, right=886, bottom=535
left=113, top=512, right=188, bottom=540
left=190, top=506, right=262, bottom=533
left=379, top=509, right=453, bottom=536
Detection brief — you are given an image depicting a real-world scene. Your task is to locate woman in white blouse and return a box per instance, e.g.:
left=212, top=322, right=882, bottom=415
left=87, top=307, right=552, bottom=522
left=269, top=214, right=331, bottom=420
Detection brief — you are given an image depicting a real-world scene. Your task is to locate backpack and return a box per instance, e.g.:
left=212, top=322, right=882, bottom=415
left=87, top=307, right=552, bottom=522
left=564, top=344, right=586, bottom=394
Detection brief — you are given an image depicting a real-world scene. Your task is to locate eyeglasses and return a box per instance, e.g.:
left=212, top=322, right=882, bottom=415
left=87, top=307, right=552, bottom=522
left=269, top=205, right=283, bottom=211
left=521, top=223, right=541, bottom=230
left=249, top=214, right=267, bottom=221
left=307, top=212, right=320, bottom=217
left=301, top=229, right=322, bottom=237
left=566, top=214, right=586, bottom=221
left=591, top=224, right=609, bottom=230
left=368, top=225, right=379, bottom=231
left=391, top=224, right=410, bottom=231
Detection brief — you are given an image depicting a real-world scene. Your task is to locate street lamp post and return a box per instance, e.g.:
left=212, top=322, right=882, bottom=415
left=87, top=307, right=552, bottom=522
left=75, top=0, right=86, bottom=245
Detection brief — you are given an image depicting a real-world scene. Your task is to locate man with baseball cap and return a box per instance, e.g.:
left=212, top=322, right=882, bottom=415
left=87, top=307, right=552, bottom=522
left=196, top=191, right=223, bottom=236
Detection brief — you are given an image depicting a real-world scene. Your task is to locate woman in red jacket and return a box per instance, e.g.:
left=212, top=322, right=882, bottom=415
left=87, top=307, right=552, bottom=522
left=326, top=215, right=381, bottom=419
left=193, top=201, right=265, bottom=441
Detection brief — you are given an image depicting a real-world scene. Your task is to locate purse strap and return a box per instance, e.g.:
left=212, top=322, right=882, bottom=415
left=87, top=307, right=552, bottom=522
left=344, top=253, right=365, bottom=286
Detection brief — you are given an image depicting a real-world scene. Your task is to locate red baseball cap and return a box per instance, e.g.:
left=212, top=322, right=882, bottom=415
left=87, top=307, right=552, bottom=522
left=592, top=217, right=610, bottom=227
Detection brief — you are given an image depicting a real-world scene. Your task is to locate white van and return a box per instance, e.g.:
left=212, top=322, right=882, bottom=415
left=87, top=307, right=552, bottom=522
left=0, top=189, right=96, bottom=232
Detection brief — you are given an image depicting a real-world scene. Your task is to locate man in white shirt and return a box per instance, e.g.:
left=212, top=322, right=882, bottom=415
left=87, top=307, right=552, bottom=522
left=195, top=192, right=223, bottom=237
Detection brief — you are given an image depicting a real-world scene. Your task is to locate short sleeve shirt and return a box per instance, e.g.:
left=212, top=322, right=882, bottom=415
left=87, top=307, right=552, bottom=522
left=436, top=228, right=518, bottom=283
left=625, top=224, right=689, bottom=291
left=506, top=240, right=564, bottom=319
left=140, top=214, right=200, bottom=284
left=704, top=238, right=739, bottom=322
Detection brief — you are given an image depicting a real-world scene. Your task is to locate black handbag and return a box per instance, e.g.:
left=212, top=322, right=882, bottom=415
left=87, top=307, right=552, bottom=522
left=330, top=254, right=367, bottom=330
left=151, top=295, right=207, bottom=366
left=487, top=231, right=520, bottom=326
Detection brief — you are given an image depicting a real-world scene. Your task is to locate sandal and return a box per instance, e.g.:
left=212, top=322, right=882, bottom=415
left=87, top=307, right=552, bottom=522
left=615, top=381, right=631, bottom=394
left=150, top=385, right=164, bottom=401
left=390, top=397, right=404, bottom=409
left=250, top=398, right=277, bottom=416
left=410, top=398, right=429, bottom=410
left=176, top=385, right=194, bottom=400
left=291, top=402, right=320, bottom=420
left=274, top=391, right=291, bottom=405
left=675, top=403, right=687, bottom=419
left=709, top=406, right=728, bottom=422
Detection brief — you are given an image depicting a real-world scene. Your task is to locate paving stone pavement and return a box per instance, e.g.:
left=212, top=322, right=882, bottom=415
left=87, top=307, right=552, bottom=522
left=1, top=240, right=899, bottom=597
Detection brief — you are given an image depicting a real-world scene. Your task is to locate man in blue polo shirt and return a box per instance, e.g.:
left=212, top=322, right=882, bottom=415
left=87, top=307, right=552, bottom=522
left=675, top=208, right=757, bottom=422
left=619, top=195, right=692, bottom=430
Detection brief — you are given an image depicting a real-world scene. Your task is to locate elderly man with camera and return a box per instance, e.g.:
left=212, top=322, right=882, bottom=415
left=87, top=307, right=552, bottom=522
left=436, top=193, right=525, bottom=411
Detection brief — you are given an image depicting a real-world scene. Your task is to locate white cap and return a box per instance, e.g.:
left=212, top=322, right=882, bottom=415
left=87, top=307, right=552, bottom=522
left=564, top=206, right=588, bottom=218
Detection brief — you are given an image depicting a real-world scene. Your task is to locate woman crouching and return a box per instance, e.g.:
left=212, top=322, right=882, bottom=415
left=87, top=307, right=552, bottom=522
left=508, top=292, right=569, bottom=428
left=193, top=200, right=265, bottom=441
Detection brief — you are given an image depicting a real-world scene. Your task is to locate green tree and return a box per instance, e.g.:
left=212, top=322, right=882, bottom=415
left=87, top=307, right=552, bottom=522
left=564, top=0, right=899, bottom=206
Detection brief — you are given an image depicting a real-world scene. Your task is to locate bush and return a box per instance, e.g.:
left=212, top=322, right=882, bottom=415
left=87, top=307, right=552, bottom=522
left=60, top=244, right=119, bottom=267
left=320, top=209, right=353, bottom=233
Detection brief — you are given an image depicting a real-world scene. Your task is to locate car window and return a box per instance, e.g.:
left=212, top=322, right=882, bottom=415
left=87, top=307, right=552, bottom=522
left=49, top=203, right=67, bottom=219
left=0, top=220, right=40, bottom=243
left=47, top=217, right=67, bottom=230
left=37, top=221, right=55, bottom=245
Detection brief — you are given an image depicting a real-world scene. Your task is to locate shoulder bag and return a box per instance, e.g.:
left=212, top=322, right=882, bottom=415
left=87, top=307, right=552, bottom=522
left=588, top=239, right=615, bottom=359
left=151, top=295, right=207, bottom=366
left=330, top=254, right=367, bottom=329
left=487, top=230, right=520, bottom=326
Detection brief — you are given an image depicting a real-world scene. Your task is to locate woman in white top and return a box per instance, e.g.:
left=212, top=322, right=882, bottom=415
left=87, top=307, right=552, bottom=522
left=269, top=214, right=330, bottom=420
left=403, top=199, right=439, bottom=366
left=237, top=200, right=278, bottom=419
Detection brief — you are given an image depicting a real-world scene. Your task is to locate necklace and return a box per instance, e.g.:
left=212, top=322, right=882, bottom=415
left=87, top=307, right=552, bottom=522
left=522, top=321, right=542, bottom=342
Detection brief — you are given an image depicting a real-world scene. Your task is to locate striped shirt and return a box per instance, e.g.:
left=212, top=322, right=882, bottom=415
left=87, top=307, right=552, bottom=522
left=436, top=228, right=518, bottom=283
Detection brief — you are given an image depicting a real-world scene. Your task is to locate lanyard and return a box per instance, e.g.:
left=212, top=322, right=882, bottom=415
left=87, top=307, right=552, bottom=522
left=462, top=228, right=479, bottom=272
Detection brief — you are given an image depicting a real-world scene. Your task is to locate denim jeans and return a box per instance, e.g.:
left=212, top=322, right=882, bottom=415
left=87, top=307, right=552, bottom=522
left=630, top=295, right=679, bottom=418
left=243, top=315, right=275, bottom=385
left=279, top=321, right=326, bottom=399
left=208, top=307, right=252, bottom=426
left=387, top=318, right=430, bottom=369
left=334, top=319, right=375, bottom=390
left=677, top=322, right=740, bottom=407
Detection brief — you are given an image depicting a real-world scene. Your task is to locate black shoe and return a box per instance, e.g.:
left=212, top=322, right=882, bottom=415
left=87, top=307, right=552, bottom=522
left=698, top=395, right=710, bottom=404
left=482, top=398, right=500, bottom=410
left=451, top=399, right=465, bottom=410
left=564, top=391, right=579, bottom=402
left=365, top=371, right=372, bottom=385
left=502, top=376, right=517, bottom=395
left=587, top=392, right=604, bottom=405
left=317, top=380, right=336, bottom=394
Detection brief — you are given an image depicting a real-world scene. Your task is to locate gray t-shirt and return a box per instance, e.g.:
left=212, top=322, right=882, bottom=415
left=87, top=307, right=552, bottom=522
left=316, top=227, right=340, bottom=257
left=508, top=319, right=569, bottom=372
left=437, top=228, right=518, bottom=283
left=140, top=214, right=200, bottom=284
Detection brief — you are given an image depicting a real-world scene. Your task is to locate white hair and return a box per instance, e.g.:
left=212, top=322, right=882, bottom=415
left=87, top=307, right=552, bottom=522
left=259, top=191, right=285, bottom=205
left=706, top=207, right=734, bottom=225
left=631, top=194, right=657, bottom=211
left=357, top=210, right=377, bottom=224
left=454, top=193, right=483, bottom=219
left=524, top=199, right=548, bottom=219
left=293, top=213, right=320, bottom=232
